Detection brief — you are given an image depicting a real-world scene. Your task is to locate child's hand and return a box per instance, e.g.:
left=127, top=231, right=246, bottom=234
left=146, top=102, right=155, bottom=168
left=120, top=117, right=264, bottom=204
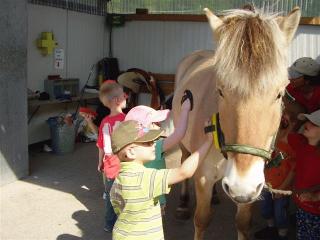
left=298, top=192, right=320, bottom=202
left=181, top=98, right=191, bottom=111
left=181, top=90, right=193, bottom=111
left=98, top=162, right=103, bottom=172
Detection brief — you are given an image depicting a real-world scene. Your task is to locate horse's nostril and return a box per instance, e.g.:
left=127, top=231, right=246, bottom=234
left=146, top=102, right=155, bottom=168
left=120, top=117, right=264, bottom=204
left=222, top=181, right=230, bottom=195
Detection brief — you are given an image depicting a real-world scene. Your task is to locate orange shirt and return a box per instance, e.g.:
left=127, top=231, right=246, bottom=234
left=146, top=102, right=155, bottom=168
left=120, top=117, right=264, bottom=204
left=265, top=141, right=296, bottom=189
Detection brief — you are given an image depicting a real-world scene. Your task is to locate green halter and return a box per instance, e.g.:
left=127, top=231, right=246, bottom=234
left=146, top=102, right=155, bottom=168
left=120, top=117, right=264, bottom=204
left=222, top=144, right=272, bottom=160
left=208, top=113, right=281, bottom=162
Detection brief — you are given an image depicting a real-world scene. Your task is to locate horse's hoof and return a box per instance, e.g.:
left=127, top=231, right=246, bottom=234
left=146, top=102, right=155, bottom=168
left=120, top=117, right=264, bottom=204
left=175, top=207, right=191, bottom=220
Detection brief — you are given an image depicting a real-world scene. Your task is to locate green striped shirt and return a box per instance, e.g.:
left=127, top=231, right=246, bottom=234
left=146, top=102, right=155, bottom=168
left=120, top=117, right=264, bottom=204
left=110, top=162, right=171, bottom=240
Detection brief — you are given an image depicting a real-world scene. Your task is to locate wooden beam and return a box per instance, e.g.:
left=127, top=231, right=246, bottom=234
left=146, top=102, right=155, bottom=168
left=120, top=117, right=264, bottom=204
left=300, top=17, right=320, bottom=25
left=125, top=14, right=320, bottom=26
left=152, top=73, right=175, bottom=95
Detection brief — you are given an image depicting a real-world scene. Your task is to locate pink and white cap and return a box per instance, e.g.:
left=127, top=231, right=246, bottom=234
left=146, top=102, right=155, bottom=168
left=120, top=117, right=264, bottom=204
left=125, top=105, right=170, bottom=128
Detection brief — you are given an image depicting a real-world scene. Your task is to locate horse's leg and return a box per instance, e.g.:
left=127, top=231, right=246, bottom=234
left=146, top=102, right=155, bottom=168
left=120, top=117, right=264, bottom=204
left=235, top=203, right=253, bottom=240
left=194, top=173, right=215, bottom=240
left=175, top=143, right=192, bottom=220
left=211, top=183, right=220, bottom=205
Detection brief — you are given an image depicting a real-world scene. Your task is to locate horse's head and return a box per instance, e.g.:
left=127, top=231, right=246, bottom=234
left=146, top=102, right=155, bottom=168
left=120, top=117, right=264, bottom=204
left=205, top=7, right=301, bottom=203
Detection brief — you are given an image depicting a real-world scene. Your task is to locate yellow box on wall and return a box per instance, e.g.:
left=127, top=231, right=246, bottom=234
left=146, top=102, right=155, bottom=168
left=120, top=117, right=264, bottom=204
left=37, top=32, right=58, bottom=55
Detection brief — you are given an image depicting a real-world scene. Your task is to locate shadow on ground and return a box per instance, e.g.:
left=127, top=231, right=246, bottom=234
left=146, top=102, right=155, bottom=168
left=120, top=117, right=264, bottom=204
left=22, top=142, right=296, bottom=240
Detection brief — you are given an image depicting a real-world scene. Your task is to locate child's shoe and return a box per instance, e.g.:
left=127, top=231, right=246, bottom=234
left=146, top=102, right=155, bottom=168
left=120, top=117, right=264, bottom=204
left=103, top=226, right=112, bottom=233
left=254, top=226, right=278, bottom=239
left=102, top=192, right=107, bottom=200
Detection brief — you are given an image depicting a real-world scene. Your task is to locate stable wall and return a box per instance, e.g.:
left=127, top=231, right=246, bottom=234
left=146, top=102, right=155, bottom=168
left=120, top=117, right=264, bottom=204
left=110, top=19, right=320, bottom=108
left=111, top=21, right=320, bottom=72
left=0, top=0, right=28, bottom=186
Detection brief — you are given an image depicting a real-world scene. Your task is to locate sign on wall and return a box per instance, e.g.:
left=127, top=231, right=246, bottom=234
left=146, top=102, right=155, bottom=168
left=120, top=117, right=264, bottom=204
left=54, top=48, right=64, bottom=70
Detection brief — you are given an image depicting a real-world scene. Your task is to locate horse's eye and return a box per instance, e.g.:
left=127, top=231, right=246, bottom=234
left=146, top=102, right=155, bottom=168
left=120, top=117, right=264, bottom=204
left=218, top=89, right=224, bottom=98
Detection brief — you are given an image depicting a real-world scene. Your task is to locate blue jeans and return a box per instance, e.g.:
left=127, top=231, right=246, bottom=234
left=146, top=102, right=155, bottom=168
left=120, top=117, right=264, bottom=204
left=260, top=190, right=289, bottom=229
left=104, top=178, right=117, bottom=230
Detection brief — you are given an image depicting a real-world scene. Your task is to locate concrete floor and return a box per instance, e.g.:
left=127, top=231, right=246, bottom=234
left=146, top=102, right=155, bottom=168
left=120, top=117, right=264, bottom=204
left=1, top=142, right=296, bottom=240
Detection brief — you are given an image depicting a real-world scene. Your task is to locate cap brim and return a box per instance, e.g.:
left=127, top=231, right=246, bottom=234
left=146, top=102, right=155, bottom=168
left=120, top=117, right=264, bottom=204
left=135, top=129, right=163, bottom=143
left=298, top=113, right=320, bottom=126
left=150, top=109, right=170, bottom=122
left=288, top=67, right=303, bottom=79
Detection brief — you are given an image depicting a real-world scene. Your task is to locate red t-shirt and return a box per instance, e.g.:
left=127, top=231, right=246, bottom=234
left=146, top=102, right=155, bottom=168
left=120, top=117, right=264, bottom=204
left=265, top=141, right=295, bottom=189
left=286, top=83, right=320, bottom=113
left=288, top=133, right=320, bottom=215
left=97, top=113, right=126, bottom=179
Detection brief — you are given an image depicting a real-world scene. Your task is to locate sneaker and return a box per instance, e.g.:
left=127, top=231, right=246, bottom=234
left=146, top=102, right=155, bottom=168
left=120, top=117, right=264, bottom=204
left=254, top=226, right=278, bottom=239
left=43, top=144, right=52, bottom=152
left=102, top=192, right=107, bottom=200
left=104, top=227, right=112, bottom=233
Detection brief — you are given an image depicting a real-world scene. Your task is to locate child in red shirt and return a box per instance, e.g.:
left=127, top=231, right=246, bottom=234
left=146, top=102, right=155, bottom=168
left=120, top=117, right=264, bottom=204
left=288, top=109, right=320, bottom=240
left=287, top=57, right=320, bottom=113
left=96, top=81, right=127, bottom=232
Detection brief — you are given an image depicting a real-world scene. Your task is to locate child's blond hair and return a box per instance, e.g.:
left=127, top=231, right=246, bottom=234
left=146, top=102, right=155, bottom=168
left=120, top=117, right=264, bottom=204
left=99, top=81, right=123, bottom=101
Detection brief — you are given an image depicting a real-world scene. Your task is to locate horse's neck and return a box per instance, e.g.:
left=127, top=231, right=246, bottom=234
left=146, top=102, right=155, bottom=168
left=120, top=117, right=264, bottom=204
left=176, top=50, right=216, bottom=90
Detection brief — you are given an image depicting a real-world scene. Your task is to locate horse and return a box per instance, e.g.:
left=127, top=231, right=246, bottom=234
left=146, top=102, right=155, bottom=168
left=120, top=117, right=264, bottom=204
left=171, top=7, right=301, bottom=240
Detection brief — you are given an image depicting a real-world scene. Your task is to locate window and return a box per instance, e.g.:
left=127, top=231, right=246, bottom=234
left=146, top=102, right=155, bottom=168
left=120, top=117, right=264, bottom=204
left=108, top=0, right=319, bottom=17
left=29, top=0, right=109, bottom=16
left=29, top=0, right=320, bottom=18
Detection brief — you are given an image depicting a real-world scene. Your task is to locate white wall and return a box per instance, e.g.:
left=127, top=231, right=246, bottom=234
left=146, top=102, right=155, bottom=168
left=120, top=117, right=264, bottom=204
left=28, top=4, right=106, bottom=144
left=28, top=4, right=106, bottom=91
left=111, top=21, right=320, bottom=73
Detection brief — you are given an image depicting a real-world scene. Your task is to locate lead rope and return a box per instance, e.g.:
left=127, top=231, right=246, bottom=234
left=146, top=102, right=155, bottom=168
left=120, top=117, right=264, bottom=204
left=264, top=182, right=292, bottom=196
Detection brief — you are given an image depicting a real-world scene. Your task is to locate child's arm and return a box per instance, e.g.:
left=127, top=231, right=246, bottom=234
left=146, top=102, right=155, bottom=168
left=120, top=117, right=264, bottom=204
left=274, top=168, right=295, bottom=198
left=98, top=148, right=104, bottom=172
left=167, top=121, right=212, bottom=185
left=299, top=191, right=320, bottom=202
left=150, top=76, right=161, bottom=110
left=162, top=99, right=191, bottom=152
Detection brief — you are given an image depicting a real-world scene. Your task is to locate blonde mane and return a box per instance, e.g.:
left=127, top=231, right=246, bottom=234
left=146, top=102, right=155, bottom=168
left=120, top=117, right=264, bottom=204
left=213, top=9, right=288, bottom=95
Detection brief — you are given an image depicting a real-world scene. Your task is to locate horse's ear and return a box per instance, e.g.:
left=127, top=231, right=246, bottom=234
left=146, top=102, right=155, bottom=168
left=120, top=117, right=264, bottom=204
left=276, top=7, right=301, bottom=45
left=204, top=8, right=223, bottom=31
